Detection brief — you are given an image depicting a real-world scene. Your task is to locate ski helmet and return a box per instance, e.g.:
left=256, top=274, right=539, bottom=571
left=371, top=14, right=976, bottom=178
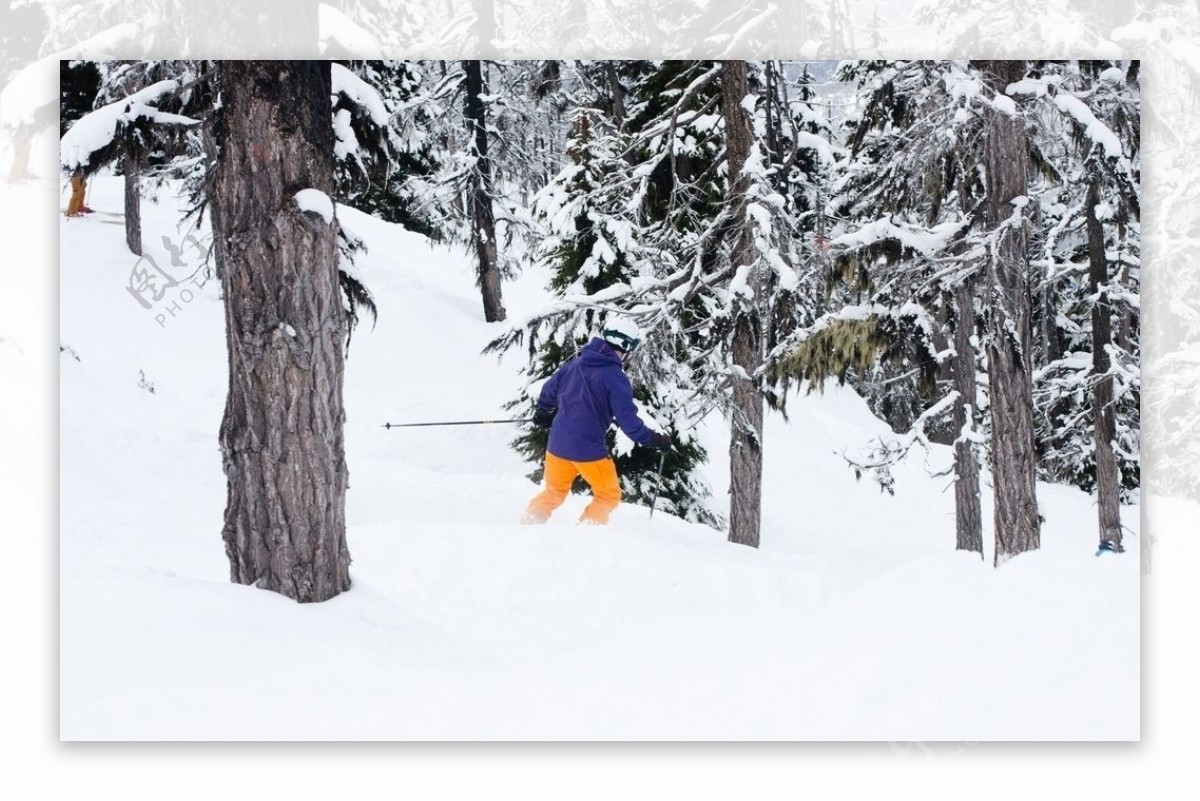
left=602, top=317, right=642, bottom=353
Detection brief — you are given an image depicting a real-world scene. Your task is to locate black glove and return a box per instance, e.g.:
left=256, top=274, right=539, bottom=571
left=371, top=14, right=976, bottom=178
left=532, top=407, right=555, bottom=428
left=650, top=431, right=673, bottom=451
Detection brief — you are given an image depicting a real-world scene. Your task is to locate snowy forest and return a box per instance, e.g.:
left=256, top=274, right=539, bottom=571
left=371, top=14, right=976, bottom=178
left=60, top=58, right=1140, bottom=595
left=0, top=0, right=1191, bottom=777
left=51, top=57, right=1145, bottom=741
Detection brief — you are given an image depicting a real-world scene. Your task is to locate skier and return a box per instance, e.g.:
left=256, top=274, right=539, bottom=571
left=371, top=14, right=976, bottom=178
left=521, top=318, right=672, bottom=525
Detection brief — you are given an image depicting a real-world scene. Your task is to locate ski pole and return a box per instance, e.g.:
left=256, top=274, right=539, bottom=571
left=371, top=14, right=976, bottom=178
left=648, top=449, right=668, bottom=519
left=381, top=418, right=532, bottom=429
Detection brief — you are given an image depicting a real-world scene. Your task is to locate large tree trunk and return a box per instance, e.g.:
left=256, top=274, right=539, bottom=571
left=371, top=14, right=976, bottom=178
left=975, top=60, right=1041, bottom=566
left=463, top=59, right=506, bottom=323
left=1086, top=179, right=1123, bottom=551
left=211, top=61, right=351, bottom=603
left=952, top=277, right=984, bottom=556
left=721, top=60, right=764, bottom=549
left=123, top=139, right=142, bottom=256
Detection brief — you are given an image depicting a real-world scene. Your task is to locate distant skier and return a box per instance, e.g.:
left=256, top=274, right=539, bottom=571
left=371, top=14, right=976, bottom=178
left=522, top=318, right=672, bottom=525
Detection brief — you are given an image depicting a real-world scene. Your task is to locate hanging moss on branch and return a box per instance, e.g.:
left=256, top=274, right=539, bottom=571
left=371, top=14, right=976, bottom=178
left=775, top=312, right=940, bottom=398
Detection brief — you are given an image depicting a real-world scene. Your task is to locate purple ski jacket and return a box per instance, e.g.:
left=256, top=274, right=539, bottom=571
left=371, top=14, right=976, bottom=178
left=538, top=337, right=657, bottom=462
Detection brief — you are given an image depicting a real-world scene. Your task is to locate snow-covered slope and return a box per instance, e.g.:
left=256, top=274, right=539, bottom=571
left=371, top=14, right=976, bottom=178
left=59, top=175, right=1139, bottom=740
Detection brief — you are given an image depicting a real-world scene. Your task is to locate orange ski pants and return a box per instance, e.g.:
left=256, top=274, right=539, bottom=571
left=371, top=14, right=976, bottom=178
left=525, top=452, right=622, bottom=525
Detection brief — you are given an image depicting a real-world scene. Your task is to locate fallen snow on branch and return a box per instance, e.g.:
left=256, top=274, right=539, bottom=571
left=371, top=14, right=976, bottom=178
left=60, top=80, right=199, bottom=171
left=832, top=217, right=966, bottom=259
left=331, top=62, right=389, bottom=126
left=1053, top=93, right=1124, bottom=161
left=295, top=189, right=335, bottom=224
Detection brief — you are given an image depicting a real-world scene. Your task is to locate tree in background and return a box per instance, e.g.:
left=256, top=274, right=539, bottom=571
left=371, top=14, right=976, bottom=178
left=58, top=61, right=201, bottom=251
left=401, top=60, right=571, bottom=324
left=489, top=63, right=721, bottom=528
left=496, top=60, right=836, bottom=546
left=795, top=59, right=987, bottom=555
left=972, top=59, right=1040, bottom=565
left=331, top=60, right=439, bottom=239
left=785, top=60, right=1139, bottom=562
left=463, top=59, right=506, bottom=322
left=719, top=59, right=765, bottom=547
left=1020, top=60, right=1140, bottom=553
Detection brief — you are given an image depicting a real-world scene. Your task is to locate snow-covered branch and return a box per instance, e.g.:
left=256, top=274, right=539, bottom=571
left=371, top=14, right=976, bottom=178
left=60, top=79, right=199, bottom=171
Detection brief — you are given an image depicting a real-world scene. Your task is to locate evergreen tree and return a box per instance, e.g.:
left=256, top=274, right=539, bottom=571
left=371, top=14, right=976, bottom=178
left=211, top=61, right=351, bottom=602
left=401, top=60, right=572, bottom=323
left=490, top=65, right=721, bottom=528
left=59, top=60, right=204, bottom=252
left=58, top=60, right=102, bottom=131
left=1020, top=60, right=1141, bottom=550
left=974, top=59, right=1041, bottom=565
left=721, top=59, right=765, bottom=547
left=331, top=60, right=439, bottom=238
left=791, top=60, right=1140, bottom=561
left=494, top=60, right=835, bottom=545
left=462, top=58, right=506, bottom=322
left=59, top=59, right=444, bottom=600
left=791, top=59, right=986, bottom=554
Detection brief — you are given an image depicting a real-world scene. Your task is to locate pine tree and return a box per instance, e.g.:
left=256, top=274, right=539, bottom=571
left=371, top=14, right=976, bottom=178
left=1020, top=60, right=1140, bottom=550
left=332, top=60, right=439, bottom=238
left=463, top=59, right=506, bottom=322
left=401, top=60, right=572, bottom=324
left=210, top=61, right=351, bottom=603
left=721, top=59, right=764, bottom=547
left=497, top=60, right=833, bottom=545
left=62, top=60, right=411, bottom=600
left=973, top=59, right=1041, bottom=565
left=793, top=60, right=986, bottom=554
left=58, top=60, right=203, bottom=252
left=489, top=64, right=721, bottom=528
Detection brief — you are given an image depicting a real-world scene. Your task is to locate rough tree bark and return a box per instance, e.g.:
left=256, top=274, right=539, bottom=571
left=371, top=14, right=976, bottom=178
left=1086, top=178, right=1123, bottom=551
left=605, top=62, right=627, bottom=128
left=975, top=60, right=1041, bottom=566
left=463, top=59, right=507, bottom=323
left=721, top=59, right=764, bottom=549
left=211, top=61, right=351, bottom=603
left=952, top=277, right=983, bottom=556
left=123, top=136, right=142, bottom=256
